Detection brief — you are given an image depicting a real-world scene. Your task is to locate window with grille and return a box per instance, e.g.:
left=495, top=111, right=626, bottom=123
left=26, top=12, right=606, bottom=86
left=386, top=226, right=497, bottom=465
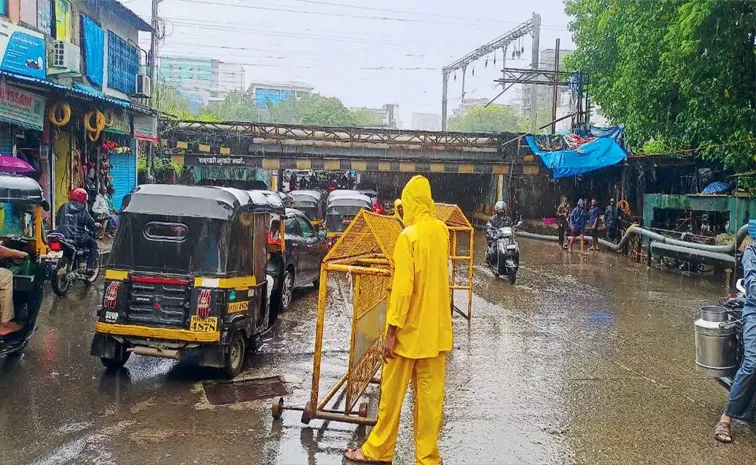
left=107, top=31, right=139, bottom=94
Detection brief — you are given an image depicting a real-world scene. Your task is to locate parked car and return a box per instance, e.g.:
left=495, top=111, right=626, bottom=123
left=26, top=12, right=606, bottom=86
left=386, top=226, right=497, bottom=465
left=266, top=208, right=329, bottom=313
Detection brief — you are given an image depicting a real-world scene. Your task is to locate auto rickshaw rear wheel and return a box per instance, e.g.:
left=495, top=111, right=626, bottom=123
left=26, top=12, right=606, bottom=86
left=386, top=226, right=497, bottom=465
left=272, top=396, right=284, bottom=419
left=223, top=332, right=246, bottom=379
left=101, top=342, right=130, bottom=370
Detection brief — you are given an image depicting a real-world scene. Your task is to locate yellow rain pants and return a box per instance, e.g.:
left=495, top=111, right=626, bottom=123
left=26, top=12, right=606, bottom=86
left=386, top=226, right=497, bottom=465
left=362, top=353, right=446, bottom=465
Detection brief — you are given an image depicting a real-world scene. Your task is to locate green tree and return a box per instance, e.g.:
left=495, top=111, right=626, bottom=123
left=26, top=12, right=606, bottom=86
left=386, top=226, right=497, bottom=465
left=300, top=96, right=359, bottom=126
left=351, top=108, right=386, bottom=127
left=201, top=90, right=261, bottom=122
left=154, top=83, right=194, bottom=119
left=566, top=0, right=756, bottom=169
left=447, top=105, right=523, bottom=133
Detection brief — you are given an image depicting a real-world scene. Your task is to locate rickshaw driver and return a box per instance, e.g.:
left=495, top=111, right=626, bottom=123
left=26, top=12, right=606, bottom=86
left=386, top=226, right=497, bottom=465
left=56, top=188, right=100, bottom=275
left=0, top=245, right=29, bottom=336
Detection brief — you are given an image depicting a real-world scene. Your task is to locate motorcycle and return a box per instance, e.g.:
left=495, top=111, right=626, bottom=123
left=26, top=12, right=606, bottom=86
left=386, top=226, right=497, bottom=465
left=487, top=221, right=521, bottom=284
left=45, top=232, right=101, bottom=296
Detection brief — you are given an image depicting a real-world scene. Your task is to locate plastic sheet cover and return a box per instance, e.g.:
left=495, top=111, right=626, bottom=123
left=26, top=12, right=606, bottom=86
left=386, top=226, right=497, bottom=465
left=525, top=129, right=628, bottom=179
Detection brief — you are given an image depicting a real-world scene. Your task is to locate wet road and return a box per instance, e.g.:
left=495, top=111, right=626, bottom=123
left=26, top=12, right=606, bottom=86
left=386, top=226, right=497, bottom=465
left=1, top=234, right=755, bottom=464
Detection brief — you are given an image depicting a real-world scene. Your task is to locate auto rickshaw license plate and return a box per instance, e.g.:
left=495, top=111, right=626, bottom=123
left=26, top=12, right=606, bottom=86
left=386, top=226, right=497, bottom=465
left=190, top=316, right=218, bottom=332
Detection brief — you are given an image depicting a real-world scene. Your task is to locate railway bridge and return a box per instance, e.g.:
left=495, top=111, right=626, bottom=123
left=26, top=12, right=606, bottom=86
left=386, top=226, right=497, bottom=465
left=159, top=121, right=548, bottom=216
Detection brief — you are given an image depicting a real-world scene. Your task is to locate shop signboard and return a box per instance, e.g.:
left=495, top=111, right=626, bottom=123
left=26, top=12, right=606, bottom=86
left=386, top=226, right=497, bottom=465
left=0, top=83, right=45, bottom=131
left=0, top=22, right=46, bottom=79
left=185, top=154, right=254, bottom=167
left=105, top=110, right=131, bottom=135
left=133, top=114, right=158, bottom=143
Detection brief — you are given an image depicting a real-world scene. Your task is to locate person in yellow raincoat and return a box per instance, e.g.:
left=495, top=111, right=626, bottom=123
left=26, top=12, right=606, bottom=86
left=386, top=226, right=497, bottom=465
left=393, top=198, right=404, bottom=227
left=345, top=175, right=452, bottom=465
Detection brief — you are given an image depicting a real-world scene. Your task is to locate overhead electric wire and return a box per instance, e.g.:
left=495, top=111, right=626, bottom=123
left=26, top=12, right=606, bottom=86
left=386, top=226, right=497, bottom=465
left=177, top=0, right=569, bottom=29
left=197, top=0, right=569, bottom=29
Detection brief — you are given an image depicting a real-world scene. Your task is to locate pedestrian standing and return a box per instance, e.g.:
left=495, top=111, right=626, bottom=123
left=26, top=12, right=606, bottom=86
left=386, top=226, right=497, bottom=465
left=569, top=199, right=587, bottom=254
left=587, top=198, right=600, bottom=251
left=714, top=219, right=756, bottom=443
left=604, top=198, right=618, bottom=243
left=345, top=175, right=452, bottom=465
left=556, top=196, right=570, bottom=249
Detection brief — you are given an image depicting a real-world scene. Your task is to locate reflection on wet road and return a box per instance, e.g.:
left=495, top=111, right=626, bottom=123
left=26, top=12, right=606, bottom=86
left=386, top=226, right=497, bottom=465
left=1, top=234, right=755, bottom=464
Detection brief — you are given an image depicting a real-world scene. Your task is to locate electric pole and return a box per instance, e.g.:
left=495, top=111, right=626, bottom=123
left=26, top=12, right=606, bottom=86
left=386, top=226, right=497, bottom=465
left=529, top=13, right=541, bottom=133
left=147, top=0, right=162, bottom=183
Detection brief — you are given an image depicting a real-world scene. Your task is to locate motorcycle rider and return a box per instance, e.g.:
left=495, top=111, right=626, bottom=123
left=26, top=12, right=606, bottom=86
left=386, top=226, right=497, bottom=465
left=485, top=201, right=513, bottom=265
left=714, top=219, right=756, bottom=443
left=55, top=188, right=99, bottom=275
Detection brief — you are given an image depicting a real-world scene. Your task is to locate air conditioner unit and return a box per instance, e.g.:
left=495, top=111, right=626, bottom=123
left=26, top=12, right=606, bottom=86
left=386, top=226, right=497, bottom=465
left=49, top=41, right=81, bottom=76
left=135, top=74, right=152, bottom=98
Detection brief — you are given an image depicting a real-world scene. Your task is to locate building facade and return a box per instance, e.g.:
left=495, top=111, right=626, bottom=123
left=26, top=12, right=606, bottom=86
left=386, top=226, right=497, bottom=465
left=411, top=113, right=441, bottom=131
left=0, top=0, right=156, bottom=221
left=247, top=81, right=313, bottom=109
left=158, top=56, right=245, bottom=107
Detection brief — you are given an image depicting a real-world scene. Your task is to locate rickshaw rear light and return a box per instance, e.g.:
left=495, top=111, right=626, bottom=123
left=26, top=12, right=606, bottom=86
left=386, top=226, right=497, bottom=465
left=196, top=289, right=212, bottom=319
left=49, top=241, right=61, bottom=251
left=104, top=282, right=120, bottom=309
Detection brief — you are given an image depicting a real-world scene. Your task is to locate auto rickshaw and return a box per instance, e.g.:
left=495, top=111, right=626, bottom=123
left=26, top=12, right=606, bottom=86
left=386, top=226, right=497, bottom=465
left=289, top=190, right=326, bottom=229
left=91, top=185, right=281, bottom=378
left=325, top=190, right=372, bottom=248
left=0, top=174, right=49, bottom=357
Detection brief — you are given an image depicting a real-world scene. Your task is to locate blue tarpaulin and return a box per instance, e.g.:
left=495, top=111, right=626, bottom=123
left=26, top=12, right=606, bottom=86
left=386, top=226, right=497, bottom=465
left=525, top=128, right=628, bottom=179
left=82, top=16, right=104, bottom=87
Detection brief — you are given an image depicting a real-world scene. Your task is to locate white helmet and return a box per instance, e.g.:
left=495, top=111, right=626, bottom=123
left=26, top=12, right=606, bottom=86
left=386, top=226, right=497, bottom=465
left=494, top=201, right=506, bottom=214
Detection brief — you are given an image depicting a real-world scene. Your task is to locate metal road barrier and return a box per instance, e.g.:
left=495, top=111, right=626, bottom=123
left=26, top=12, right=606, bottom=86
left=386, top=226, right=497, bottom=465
left=436, top=204, right=475, bottom=320
left=272, top=210, right=403, bottom=426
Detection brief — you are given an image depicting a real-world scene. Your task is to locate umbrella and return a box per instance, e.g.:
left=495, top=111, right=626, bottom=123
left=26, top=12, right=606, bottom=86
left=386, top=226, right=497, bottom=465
left=0, top=155, right=34, bottom=173
left=701, top=182, right=731, bottom=195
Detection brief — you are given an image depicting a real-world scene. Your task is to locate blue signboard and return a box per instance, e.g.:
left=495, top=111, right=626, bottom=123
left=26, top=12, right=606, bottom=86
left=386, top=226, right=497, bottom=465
left=0, top=22, right=46, bottom=79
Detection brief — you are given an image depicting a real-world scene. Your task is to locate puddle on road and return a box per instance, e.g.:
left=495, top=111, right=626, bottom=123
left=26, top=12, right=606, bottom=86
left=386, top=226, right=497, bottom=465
left=203, top=376, right=288, bottom=406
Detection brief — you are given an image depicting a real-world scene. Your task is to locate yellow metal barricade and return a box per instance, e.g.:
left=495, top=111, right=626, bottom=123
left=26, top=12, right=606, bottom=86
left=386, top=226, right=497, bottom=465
left=435, top=203, right=475, bottom=319
left=273, top=210, right=403, bottom=425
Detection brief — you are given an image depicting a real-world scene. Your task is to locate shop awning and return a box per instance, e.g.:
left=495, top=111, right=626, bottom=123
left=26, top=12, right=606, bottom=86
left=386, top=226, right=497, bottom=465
left=0, top=71, right=154, bottom=114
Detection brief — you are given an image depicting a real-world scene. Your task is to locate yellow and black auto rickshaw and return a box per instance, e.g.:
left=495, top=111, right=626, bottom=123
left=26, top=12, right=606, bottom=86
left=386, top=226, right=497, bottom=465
left=289, top=190, right=326, bottom=229
left=90, top=185, right=285, bottom=378
left=0, top=174, right=49, bottom=358
left=324, top=190, right=372, bottom=248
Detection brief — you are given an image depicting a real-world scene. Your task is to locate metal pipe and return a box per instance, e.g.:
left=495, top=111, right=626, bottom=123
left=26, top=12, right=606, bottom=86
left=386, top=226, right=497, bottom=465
left=601, top=224, right=748, bottom=253
left=521, top=224, right=748, bottom=253
left=519, top=224, right=748, bottom=259
left=650, top=242, right=736, bottom=265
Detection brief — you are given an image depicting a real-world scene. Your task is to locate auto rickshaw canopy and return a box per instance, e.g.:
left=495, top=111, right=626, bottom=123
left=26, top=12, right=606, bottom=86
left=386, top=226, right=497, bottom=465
left=0, top=173, right=47, bottom=205
left=125, top=185, right=241, bottom=220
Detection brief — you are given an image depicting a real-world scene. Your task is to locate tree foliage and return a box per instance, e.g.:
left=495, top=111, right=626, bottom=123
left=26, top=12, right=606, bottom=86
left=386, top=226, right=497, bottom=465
left=566, top=0, right=756, bottom=169
left=447, top=105, right=523, bottom=133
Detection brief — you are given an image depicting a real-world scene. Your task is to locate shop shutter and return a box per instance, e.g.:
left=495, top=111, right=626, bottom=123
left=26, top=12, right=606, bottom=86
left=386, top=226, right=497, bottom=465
left=109, top=152, right=136, bottom=210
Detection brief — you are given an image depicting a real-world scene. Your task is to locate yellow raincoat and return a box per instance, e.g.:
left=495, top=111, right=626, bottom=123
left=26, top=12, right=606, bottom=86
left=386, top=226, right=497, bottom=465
left=393, top=198, right=404, bottom=227
left=361, top=175, right=451, bottom=465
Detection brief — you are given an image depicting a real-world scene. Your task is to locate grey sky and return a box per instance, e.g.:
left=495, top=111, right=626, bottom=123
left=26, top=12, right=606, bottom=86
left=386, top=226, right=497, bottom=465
left=127, top=0, right=574, bottom=126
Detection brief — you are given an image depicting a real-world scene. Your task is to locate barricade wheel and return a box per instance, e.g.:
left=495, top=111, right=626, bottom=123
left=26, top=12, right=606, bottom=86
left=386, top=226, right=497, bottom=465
left=272, top=396, right=284, bottom=419
left=358, top=402, right=368, bottom=418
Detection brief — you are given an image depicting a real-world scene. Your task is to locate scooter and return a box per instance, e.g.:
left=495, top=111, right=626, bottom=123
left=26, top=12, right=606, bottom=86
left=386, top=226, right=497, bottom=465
left=487, top=221, right=521, bottom=284
left=45, top=232, right=101, bottom=297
